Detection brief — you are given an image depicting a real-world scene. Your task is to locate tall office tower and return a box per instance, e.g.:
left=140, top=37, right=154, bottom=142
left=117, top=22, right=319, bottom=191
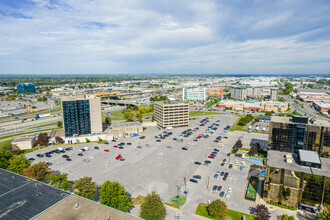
left=269, top=116, right=330, bottom=154
left=61, top=94, right=102, bottom=137
left=154, top=97, right=189, bottom=128
left=270, top=88, right=279, bottom=101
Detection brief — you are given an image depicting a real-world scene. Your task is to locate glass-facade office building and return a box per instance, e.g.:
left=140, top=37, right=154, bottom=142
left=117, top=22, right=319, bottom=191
left=17, top=83, right=36, bottom=94
left=62, top=100, right=91, bottom=137
left=269, top=116, right=330, bottom=154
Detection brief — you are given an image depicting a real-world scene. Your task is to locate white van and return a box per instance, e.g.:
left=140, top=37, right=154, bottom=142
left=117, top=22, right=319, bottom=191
left=242, top=154, right=245, bottom=159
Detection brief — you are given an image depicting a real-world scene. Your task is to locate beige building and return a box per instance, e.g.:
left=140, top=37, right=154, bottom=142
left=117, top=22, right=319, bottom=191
left=11, top=135, right=36, bottom=150
left=61, top=94, right=102, bottom=137
left=111, top=122, right=144, bottom=138
left=270, top=88, right=279, bottom=101
left=154, top=98, right=189, bottom=128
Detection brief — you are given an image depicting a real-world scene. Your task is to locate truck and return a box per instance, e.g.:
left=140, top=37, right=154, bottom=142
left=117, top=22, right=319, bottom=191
left=35, top=113, right=51, bottom=120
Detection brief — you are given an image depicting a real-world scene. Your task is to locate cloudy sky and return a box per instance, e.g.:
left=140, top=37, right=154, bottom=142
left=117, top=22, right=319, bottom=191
left=1, top=0, right=330, bottom=74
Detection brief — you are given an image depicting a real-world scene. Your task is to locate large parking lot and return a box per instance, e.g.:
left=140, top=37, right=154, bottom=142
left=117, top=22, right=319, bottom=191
left=26, top=114, right=268, bottom=208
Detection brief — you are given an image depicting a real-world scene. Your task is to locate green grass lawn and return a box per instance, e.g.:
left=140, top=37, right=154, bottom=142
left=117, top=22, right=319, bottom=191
left=195, top=203, right=255, bottom=220
left=0, top=139, right=13, bottom=150
left=245, top=177, right=258, bottom=201
left=189, top=111, right=223, bottom=117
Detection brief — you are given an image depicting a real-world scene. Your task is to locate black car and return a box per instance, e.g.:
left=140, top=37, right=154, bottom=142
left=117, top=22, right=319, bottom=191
left=60, top=150, right=65, bottom=153
left=45, top=154, right=51, bottom=158
left=55, top=149, right=60, bottom=154
left=212, top=185, right=217, bottom=191
left=119, top=146, right=124, bottom=149
left=190, top=179, right=198, bottom=183
left=66, top=158, right=72, bottom=161
left=28, top=158, right=35, bottom=161
left=213, top=149, right=219, bottom=152
left=194, top=161, right=202, bottom=165
left=220, top=171, right=225, bottom=176
left=173, top=138, right=177, bottom=140
left=182, top=147, right=188, bottom=150
left=62, top=155, right=69, bottom=158
left=229, top=164, right=233, bottom=169
left=217, top=186, right=222, bottom=191
left=77, top=153, right=83, bottom=156
left=223, top=176, right=228, bottom=181
left=224, top=172, right=229, bottom=177
left=36, top=154, right=44, bottom=158
left=94, top=146, right=99, bottom=149
left=112, top=139, right=116, bottom=142
left=46, top=162, right=52, bottom=166
left=156, top=140, right=161, bottom=142
left=127, top=143, right=132, bottom=145
left=223, top=159, right=227, bottom=162
left=220, top=191, right=225, bottom=197
left=139, top=136, right=145, bottom=139
left=204, top=160, right=211, bottom=164
left=104, top=142, right=109, bottom=144
left=193, top=175, right=201, bottom=179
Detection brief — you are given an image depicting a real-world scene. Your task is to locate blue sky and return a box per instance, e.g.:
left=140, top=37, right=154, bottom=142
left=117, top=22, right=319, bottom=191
left=0, top=0, right=330, bottom=74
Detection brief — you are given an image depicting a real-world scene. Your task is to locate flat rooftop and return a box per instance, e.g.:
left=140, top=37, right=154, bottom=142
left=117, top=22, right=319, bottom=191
left=299, top=150, right=321, bottom=164
left=267, top=150, right=330, bottom=178
left=271, top=116, right=330, bottom=127
left=154, top=100, right=188, bottom=106
left=12, top=135, right=35, bottom=142
left=112, top=122, right=142, bottom=128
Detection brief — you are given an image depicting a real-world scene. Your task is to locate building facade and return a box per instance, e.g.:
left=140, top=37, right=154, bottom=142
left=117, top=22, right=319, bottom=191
left=269, top=116, right=330, bottom=154
left=154, top=98, right=189, bottom=128
left=182, top=88, right=207, bottom=101
left=17, top=83, right=36, bottom=94
left=231, top=86, right=262, bottom=100
left=216, top=100, right=289, bottom=112
left=270, top=88, right=279, bottom=101
left=206, top=86, right=223, bottom=96
left=61, top=94, right=102, bottom=137
left=313, top=102, right=330, bottom=115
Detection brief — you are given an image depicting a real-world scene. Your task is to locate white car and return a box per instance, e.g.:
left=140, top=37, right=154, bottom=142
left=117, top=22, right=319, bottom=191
left=225, top=193, right=231, bottom=198
left=241, top=161, right=246, bottom=166
left=227, top=187, right=232, bottom=193
left=234, top=159, right=238, bottom=164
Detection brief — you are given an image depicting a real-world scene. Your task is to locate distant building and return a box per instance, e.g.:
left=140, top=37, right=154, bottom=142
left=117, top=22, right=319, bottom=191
left=231, top=86, right=261, bottom=100
left=154, top=98, right=189, bottom=128
left=111, top=122, right=144, bottom=138
left=296, top=91, right=330, bottom=104
left=216, top=100, right=289, bottom=112
left=313, top=102, right=330, bottom=115
left=17, top=83, right=36, bottom=94
left=61, top=94, right=102, bottom=137
left=269, top=116, right=330, bottom=154
left=270, top=88, right=279, bottom=101
left=11, top=135, right=36, bottom=150
left=206, top=86, right=223, bottom=96
left=182, top=88, right=207, bottom=101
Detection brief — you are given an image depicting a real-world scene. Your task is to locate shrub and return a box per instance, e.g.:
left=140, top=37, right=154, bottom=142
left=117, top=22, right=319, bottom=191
left=288, top=216, right=295, bottom=220
left=282, top=214, right=288, bottom=220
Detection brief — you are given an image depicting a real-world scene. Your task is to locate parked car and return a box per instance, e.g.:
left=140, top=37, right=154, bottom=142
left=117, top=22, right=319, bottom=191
left=194, top=161, right=201, bottom=165
left=137, top=146, right=142, bottom=149
left=113, top=145, right=118, bottom=148
left=104, top=149, right=109, bottom=152
left=220, top=191, right=225, bottom=197
left=217, top=186, right=222, bottom=191
left=78, top=153, right=83, bottom=156
left=212, top=185, right=217, bottom=191
left=208, top=155, right=215, bottom=159
left=190, top=179, right=198, bottom=183
left=213, top=149, right=219, bottom=152
left=94, top=146, right=99, bottom=149
left=193, top=175, right=201, bottom=179
left=66, top=158, right=72, bottom=161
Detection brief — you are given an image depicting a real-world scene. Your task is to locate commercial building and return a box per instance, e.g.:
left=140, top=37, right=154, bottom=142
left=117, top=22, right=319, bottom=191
left=216, top=100, right=289, bottom=113
left=154, top=98, right=189, bottom=128
left=296, top=91, right=330, bottom=104
left=231, top=86, right=261, bottom=100
left=270, top=88, right=279, bottom=101
left=61, top=94, right=102, bottom=137
left=182, top=88, right=207, bottom=101
left=264, top=150, right=329, bottom=210
left=111, top=122, right=144, bottom=138
left=313, top=102, right=330, bottom=115
left=269, top=116, right=330, bottom=154
left=206, top=86, right=223, bottom=96
left=17, top=83, right=36, bottom=94
left=11, top=135, right=36, bottom=150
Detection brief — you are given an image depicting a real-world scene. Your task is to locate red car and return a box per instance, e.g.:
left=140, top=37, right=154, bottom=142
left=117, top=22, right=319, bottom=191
left=113, top=145, right=118, bottom=148
left=208, top=155, right=215, bottom=159
left=210, top=153, right=216, bottom=157
left=213, top=140, right=219, bottom=142
left=104, top=149, right=109, bottom=152
left=198, top=135, right=203, bottom=138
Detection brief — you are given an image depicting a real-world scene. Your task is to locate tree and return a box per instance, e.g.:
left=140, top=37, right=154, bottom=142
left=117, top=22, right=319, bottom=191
left=315, top=209, right=329, bottom=220
left=232, top=146, right=239, bottom=153
left=151, top=115, right=155, bottom=122
left=42, top=96, right=47, bottom=102
left=255, top=204, right=270, bottom=220
left=207, top=199, right=227, bottom=218
left=140, top=191, right=166, bottom=220
left=73, top=176, right=98, bottom=200
left=288, top=216, right=295, bottom=220
left=57, top=121, right=63, bottom=128
left=0, top=150, right=13, bottom=169
left=278, top=97, right=285, bottom=102
left=137, top=114, right=143, bottom=123
left=7, top=155, right=31, bottom=174
left=23, top=162, right=51, bottom=181
left=248, top=144, right=258, bottom=156
left=105, top=117, right=111, bottom=124
left=235, top=139, right=243, bottom=148
left=49, top=172, right=71, bottom=190
left=86, top=138, right=90, bottom=143
left=265, top=111, right=272, bottom=116
left=99, top=181, right=132, bottom=212
left=36, top=132, right=49, bottom=146
left=282, top=214, right=288, bottom=220
left=55, top=136, right=64, bottom=144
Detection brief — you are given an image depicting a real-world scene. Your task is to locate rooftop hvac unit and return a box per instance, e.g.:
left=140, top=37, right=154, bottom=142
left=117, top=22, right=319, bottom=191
left=286, top=153, right=293, bottom=163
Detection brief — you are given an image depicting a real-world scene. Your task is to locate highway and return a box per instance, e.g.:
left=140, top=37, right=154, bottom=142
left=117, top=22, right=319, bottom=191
left=283, top=95, right=328, bottom=121
left=0, top=125, right=57, bottom=138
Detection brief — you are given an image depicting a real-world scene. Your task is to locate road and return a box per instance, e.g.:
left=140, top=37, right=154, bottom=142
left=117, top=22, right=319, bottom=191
left=0, top=106, right=61, bottom=123
left=0, top=125, right=58, bottom=138
left=283, top=96, right=327, bottom=121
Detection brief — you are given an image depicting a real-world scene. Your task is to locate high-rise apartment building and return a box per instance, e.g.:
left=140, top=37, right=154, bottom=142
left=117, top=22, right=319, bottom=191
left=61, top=94, right=102, bottom=137
left=269, top=116, right=330, bottom=154
left=17, top=83, right=36, bottom=94
left=231, top=86, right=262, bottom=100
left=270, top=88, right=279, bottom=101
left=182, top=88, right=207, bottom=101
left=154, top=98, right=189, bottom=128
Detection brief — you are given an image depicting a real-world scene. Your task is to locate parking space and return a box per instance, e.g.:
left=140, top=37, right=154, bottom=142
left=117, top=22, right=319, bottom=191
left=26, top=114, right=239, bottom=201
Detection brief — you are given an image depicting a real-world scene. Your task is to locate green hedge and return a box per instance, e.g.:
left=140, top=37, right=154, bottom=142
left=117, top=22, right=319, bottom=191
left=237, top=114, right=254, bottom=126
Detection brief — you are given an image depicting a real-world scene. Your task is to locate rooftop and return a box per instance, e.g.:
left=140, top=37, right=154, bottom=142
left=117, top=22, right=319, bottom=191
left=271, top=116, right=330, bottom=127
left=112, top=122, right=142, bottom=128
left=12, top=135, right=35, bottom=142
left=299, top=150, right=321, bottom=164
left=266, top=150, right=330, bottom=178
left=314, top=102, right=330, bottom=108
left=154, top=100, right=188, bottom=106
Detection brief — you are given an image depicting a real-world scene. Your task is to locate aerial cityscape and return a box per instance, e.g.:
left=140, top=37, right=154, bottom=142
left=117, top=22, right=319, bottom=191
left=0, top=1, right=330, bottom=220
